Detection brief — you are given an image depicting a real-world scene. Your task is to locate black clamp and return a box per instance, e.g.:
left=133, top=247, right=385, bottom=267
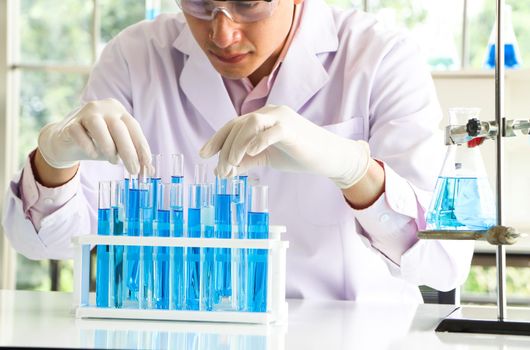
left=466, top=118, right=482, bottom=137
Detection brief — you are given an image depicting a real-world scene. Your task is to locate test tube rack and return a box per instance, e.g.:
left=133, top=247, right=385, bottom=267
left=72, top=226, right=289, bottom=324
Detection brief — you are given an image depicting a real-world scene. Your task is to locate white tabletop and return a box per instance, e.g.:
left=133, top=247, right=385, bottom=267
left=1, top=290, right=530, bottom=349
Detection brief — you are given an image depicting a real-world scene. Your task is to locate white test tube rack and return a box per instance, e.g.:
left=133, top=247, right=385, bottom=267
left=72, top=225, right=289, bottom=324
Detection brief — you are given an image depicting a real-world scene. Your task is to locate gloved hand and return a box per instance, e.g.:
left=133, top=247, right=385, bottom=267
left=37, top=98, right=152, bottom=175
left=200, top=104, right=371, bottom=189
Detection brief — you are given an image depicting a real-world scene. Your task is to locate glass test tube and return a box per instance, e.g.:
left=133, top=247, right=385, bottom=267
left=124, top=173, right=140, bottom=308
left=246, top=185, right=269, bottom=312
left=186, top=183, right=202, bottom=310
left=171, top=153, right=184, bottom=184
left=170, top=180, right=185, bottom=310
left=96, top=181, right=112, bottom=307
left=154, top=182, right=172, bottom=309
left=232, top=178, right=247, bottom=311
left=139, top=173, right=154, bottom=309
left=214, top=177, right=233, bottom=309
left=200, top=183, right=215, bottom=311
left=110, top=179, right=125, bottom=308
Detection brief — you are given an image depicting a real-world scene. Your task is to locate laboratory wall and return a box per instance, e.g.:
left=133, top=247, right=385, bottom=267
left=433, top=71, right=530, bottom=233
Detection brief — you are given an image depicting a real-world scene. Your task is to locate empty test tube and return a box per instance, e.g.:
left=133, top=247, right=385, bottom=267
left=96, top=181, right=112, bottom=307
left=247, top=185, right=269, bottom=312
left=154, top=182, right=172, bottom=309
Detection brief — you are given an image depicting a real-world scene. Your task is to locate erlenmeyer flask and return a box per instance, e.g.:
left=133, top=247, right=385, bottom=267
left=426, top=108, right=496, bottom=231
left=484, top=5, right=522, bottom=69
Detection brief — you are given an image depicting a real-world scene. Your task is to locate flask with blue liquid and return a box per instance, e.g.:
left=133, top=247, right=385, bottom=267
left=426, top=108, right=496, bottom=231
left=484, top=5, right=522, bottom=69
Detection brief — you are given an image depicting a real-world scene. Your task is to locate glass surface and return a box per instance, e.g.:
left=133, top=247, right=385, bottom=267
left=19, top=0, right=93, bottom=64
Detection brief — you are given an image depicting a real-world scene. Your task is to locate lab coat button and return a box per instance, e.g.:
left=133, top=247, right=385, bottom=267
left=43, top=198, right=54, bottom=205
left=379, top=213, right=390, bottom=223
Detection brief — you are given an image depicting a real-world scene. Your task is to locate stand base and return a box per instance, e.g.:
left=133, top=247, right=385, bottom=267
left=436, top=316, right=530, bottom=336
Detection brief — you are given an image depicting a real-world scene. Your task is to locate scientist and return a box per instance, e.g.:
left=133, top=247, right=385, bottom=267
left=3, top=0, right=473, bottom=302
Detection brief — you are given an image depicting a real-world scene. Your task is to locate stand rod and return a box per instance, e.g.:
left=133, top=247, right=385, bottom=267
left=494, top=0, right=507, bottom=321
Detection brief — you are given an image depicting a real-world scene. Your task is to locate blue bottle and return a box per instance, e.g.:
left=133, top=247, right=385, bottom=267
left=96, top=181, right=112, bottom=307
left=484, top=5, right=522, bottom=69
left=246, top=185, right=269, bottom=312
left=154, top=181, right=171, bottom=309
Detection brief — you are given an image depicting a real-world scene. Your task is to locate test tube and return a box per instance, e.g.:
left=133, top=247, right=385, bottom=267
left=170, top=181, right=185, bottom=310
left=96, top=181, right=112, bottom=307
left=246, top=185, right=269, bottom=312
left=232, top=178, right=247, bottom=311
left=186, top=183, right=202, bottom=310
left=139, top=173, right=154, bottom=309
left=214, top=177, right=233, bottom=309
left=200, top=183, right=215, bottom=311
left=110, top=179, right=125, bottom=308
left=154, top=182, right=171, bottom=309
left=124, top=173, right=140, bottom=308
left=171, top=153, right=184, bottom=184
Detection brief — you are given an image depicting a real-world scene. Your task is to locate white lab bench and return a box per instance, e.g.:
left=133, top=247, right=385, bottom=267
left=1, top=290, right=530, bottom=349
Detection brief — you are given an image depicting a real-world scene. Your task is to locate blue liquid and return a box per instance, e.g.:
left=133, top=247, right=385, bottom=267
left=125, top=188, right=140, bottom=307
left=171, top=176, right=183, bottom=184
left=247, top=212, right=269, bottom=312
left=140, top=188, right=154, bottom=309
left=426, top=176, right=496, bottom=230
left=214, top=194, right=232, bottom=304
left=154, top=209, right=170, bottom=309
left=201, top=224, right=215, bottom=311
left=171, top=208, right=185, bottom=309
left=234, top=176, right=248, bottom=311
left=485, top=43, right=521, bottom=69
left=186, top=207, right=201, bottom=310
left=111, top=206, right=124, bottom=308
left=96, top=208, right=111, bottom=307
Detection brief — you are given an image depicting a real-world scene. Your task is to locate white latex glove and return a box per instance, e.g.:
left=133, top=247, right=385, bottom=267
left=38, top=98, right=152, bottom=175
left=200, top=105, right=371, bottom=189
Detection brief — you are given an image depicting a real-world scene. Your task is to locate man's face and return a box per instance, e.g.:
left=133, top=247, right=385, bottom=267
left=184, top=0, right=301, bottom=82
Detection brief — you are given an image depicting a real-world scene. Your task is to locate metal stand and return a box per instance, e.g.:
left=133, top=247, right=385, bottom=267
left=421, top=0, right=530, bottom=336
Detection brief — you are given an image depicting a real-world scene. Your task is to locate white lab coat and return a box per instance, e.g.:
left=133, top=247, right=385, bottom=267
left=3, top=0, right=474, bottom=302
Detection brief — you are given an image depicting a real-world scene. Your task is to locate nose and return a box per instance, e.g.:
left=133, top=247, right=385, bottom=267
left=209, top=11, right=242, bottom=49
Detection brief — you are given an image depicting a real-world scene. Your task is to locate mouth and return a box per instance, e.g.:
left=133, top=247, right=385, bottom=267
left=210, top=51, right=249, bottom=64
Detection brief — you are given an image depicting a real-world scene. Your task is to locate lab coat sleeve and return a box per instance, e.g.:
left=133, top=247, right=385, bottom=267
left=352, top=36, right=474, bottom=291
left=2, top=37, right=133, bottom=260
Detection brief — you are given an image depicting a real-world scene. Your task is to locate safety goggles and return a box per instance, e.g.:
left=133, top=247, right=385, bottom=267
left=176, top=0, right=279, bottom=23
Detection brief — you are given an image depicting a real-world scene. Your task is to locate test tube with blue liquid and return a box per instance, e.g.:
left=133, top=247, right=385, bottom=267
left=247, top=185, right=269, bottom=312
left=186, top=164, right=207, bottom=310
left=214, top=176, right=233, bottom=309
left=154, top=182, right=172, bottom=309
left=170, top=154, right=185, bottom=309
left=124, top=173, right=140, bottom=308
left=232, top=178, right=247, bottom=311
left=110, top=180, right=125, bottom=308
left=96, top=181, right=111, bottom=307
left=139, top=172, right=154, bottom=309
left=200, top=183, right=215, bottom=311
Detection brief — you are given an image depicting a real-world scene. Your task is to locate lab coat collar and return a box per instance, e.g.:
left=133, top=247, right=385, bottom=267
left=267, top=0, right=338, bottom=110
left=173, top=20, right=237, bottom=132
left=172, top=0, right=339, bottom=131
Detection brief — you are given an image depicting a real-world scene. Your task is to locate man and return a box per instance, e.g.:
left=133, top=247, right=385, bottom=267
left=3, top=0, right=473, bottom=302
